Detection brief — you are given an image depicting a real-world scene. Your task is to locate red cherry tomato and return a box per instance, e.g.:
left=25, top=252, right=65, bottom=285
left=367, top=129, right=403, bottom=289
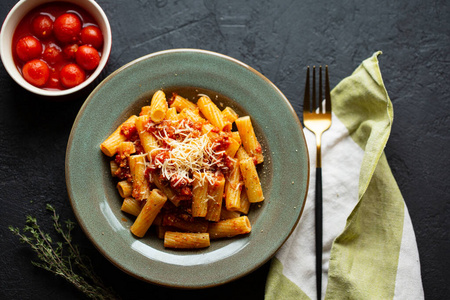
left=22, top=59, right=50, bottom=87
left=75, top=45, right=100, bottom=71
left=43, top=45, right=62, bottom=65
left=32, top=15, right=53, bottom=39
left=60, top=63, right=85, bottom=88
left=62, top=43, right=79, bottom=59
left=46, top=70, right=61, bottom=89
left=53, top=13, right=82, bottom=43
left=80, top=25, right=103, bottom=49
left=16, top=36, right=43, bottom=61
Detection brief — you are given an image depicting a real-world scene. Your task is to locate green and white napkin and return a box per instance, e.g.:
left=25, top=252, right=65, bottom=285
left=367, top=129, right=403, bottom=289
left=265, top=52, right=424, bottom=300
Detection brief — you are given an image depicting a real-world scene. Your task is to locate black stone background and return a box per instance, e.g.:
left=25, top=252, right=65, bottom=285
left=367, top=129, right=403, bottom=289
left=1, top=0, right=448, bottom=299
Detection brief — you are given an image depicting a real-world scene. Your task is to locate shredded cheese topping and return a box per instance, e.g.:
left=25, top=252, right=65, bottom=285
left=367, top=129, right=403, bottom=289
left=146, top=119, right=230, bottom=187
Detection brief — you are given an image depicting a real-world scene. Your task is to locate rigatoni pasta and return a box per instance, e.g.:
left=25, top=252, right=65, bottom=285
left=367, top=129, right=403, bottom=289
left=208, top=216, right=252, bottom=239
left=165, top=107, right=179, bottom=121
left=224, top=159, right=243, bottom=211
left=149, top=90, right=168, bottom=123
left=116, top=180, right=132, bottom=198
left=197, top=95, right=232, bottom=131
left=121, top=197, right=142, bottom=217
left=130, top=189, right=167, bottom=237
left=100, top=115, right=138, bottom=157
left=239, top=153, right=264, bottom=203
left=205, top=175, right=225, bottom=222
left=136, top=115, right=158, bottom=154
left=164, top=232, right=210, bottom=249
left=222, top=106, right=239, bottom=124
left=191, top=171, right=209, bottom=217
left=128, top=154, right=150, bottom=201
left=169, top=94, right=197, bottom=112
left=101, top=90, right=265, bottom=249
left=235, top=116, right=264, bottom=164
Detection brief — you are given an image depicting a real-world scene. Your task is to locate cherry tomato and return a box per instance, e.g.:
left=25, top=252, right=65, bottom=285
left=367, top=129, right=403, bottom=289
left=47, top=70, right=61, bottom=89
left=60, top=63, right=85, bottom=88
left=16, top=36, right=43, bottom=61
left=80, top=25, right=103, bottom=49
left=43, top=45, right=62, bottom=65
left=22, top=59, right=50, bottom=87
left=32, top=15, right=53, bottom=39
left=53, top=13, right=82, bottom=43
left=62, top=43, right=79, bottom=59
left=75, top=45, right=100, bottom=70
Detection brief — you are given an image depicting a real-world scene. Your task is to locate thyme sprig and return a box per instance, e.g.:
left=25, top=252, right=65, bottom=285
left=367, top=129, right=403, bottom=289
left=9, top=204, right=120, bottom=300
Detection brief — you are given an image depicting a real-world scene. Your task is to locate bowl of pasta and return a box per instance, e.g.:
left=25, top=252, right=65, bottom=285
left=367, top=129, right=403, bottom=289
left=65, top=49, right=309, bottom=288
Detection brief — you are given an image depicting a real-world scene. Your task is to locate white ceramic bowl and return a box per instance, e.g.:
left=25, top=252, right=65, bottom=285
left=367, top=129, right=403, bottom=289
left=0, top=0, right=112, bottom=97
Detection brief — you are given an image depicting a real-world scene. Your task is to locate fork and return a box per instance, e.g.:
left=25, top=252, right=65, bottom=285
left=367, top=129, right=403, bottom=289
left=303, top=65, right=332, bottom=300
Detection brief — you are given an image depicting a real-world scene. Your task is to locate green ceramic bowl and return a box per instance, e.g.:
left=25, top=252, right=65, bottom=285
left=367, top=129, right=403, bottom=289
left=65, top=49, right=309, bottom=288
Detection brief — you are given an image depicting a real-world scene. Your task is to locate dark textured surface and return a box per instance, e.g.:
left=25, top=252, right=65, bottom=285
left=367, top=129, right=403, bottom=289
left=1, top=0, right=448, bottom=299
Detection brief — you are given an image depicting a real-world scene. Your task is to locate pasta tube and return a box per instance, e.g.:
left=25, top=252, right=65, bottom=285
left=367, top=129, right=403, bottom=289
left=139, top=105, right=151, bottom=116
left=225, top=136, right=241, bottom=158
left=128, top=154, right=150, bottom=200
left=136, top=115, right=159, bottom=153
left=192, top=172, right=209, bottom=217
left=225, top=159, right=243, bottom=211
left=116, top=180, right=132, bottom=198
left=238, top=147, right=264, bottom=203
left=164, top=232, right=210, bottom=249
left=201, top=123, right=220, bottom=141
left=165, top=107, right=179, bottom=121
left=149, top=90, right=168, bottom=123
left=230, top=131, right=241, bottom=144
left=152, top=173, right=179, bottom=206
left=236, top=145, right=251, bottom=161
left=197, top=95, right=231, bottom=131
left=179, top=108, right=206, bottom=123
left=118, top=141, right=136, bottom=157
left=170, top=94, right=197, bottom=112
left=205, top=175, right=225, bottom=222
left=208, top=216, right=252, bottom=239
left=121, top=197, right=143, bottom=217
left=235, top=190, right=251, bottom=215
left=130, top=189, right=167, bottom=238
left=235, top=116, right=264, bottom=164
left=100, top=115, right=138, bottom=157
left=222, top=106, right=239, bottom=124
left=110, top=161, right=118, bottom=177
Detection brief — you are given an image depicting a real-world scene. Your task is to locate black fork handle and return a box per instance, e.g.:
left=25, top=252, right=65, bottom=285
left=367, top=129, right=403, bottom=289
left=316, top=167, right=323, bottom=299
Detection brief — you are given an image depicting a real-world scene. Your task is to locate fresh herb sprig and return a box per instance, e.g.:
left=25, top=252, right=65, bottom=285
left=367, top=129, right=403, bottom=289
left=9, top=204, right=120, bottom=300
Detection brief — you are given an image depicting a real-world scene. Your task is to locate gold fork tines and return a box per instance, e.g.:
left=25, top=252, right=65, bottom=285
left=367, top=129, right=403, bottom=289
left=303, top=65, right=331, bottom=300
left=304, top=66, right=332, bottom=167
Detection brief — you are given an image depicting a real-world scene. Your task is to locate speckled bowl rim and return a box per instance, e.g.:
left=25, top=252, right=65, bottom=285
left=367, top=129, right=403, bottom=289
left=65, top=48, right=309, bottom=288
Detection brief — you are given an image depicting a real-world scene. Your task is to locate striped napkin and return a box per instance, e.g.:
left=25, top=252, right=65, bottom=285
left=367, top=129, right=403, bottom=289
left=265, top=52, right=424, bottom=300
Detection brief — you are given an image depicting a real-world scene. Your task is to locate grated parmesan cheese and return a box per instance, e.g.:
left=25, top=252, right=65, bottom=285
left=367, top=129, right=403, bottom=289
left=146, top=119, right=229, bottom=187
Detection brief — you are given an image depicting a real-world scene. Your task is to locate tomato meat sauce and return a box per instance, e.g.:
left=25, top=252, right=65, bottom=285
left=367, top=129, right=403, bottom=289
left=12, top=2, right=104, bottom=90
